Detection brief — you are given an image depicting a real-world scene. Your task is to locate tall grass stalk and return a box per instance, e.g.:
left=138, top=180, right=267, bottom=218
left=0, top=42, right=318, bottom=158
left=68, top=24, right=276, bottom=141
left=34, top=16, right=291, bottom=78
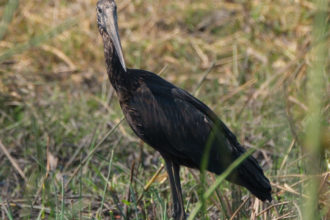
left=98, top=150, right=114, bottom=218
left=303, top=0, right=327, bottom=219
left=0, top=0, right=19, bottom=41
left=0, top=196, right=13, bottom=220
left=188, top=148, right=255, bottom=219
left=60, top=177, right=65, bottom=220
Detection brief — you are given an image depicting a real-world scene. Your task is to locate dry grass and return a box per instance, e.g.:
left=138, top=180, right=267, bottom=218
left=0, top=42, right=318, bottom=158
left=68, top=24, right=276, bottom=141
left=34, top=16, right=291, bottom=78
left=0, top=0, right=329, bottom=219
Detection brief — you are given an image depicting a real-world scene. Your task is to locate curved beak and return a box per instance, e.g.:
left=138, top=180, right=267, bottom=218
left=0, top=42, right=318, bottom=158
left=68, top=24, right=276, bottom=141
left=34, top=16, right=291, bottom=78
left=102, top=10, right=127, bottom=72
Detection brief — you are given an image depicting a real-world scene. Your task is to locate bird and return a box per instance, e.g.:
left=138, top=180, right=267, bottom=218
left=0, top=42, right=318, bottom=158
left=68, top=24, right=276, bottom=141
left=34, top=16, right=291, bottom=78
left=96, top=0, right=272, bottom=219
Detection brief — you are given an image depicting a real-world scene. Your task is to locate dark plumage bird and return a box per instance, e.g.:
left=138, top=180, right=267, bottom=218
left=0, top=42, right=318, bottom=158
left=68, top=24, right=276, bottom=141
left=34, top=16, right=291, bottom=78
left=96, top=0, right=272, bottom=219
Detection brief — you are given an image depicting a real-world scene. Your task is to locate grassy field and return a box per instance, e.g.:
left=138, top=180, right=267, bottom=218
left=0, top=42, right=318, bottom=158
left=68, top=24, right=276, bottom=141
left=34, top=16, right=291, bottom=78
left=0, top=0, right=329, bottom=219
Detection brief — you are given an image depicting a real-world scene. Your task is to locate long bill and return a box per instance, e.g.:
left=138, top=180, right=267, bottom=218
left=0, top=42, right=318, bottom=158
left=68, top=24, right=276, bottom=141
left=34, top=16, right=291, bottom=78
left=103, top=11, right=127, bottom=72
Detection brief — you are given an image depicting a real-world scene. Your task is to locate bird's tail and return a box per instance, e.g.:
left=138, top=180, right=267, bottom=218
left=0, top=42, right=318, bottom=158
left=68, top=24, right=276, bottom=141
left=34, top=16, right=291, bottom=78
left=228, top=155, right=272, bottom=202
left=209, top=117, right=272, bottom=201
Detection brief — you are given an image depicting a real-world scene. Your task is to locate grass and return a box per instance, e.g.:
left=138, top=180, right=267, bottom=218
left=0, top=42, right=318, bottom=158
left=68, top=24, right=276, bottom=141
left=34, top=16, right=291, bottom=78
left=0, top=0, right=329, bottom=219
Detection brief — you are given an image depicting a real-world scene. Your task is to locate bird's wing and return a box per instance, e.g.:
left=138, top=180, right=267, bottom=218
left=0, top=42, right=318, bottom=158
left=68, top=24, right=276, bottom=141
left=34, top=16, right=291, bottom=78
left=171, top=86, right=245, bottom=154
left=168, top=86, right=244, bottom=169
left=127, top=71, right=241, bottom=169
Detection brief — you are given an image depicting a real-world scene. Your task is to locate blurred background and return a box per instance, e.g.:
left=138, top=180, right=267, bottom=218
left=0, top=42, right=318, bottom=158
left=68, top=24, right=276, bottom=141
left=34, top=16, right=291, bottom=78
left=0, top=0, right=328, bottom=219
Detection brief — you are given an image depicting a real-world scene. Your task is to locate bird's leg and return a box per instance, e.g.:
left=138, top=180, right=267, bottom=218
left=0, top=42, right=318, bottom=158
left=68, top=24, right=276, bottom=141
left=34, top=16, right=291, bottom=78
left=164, top=159, right=185, bottom=220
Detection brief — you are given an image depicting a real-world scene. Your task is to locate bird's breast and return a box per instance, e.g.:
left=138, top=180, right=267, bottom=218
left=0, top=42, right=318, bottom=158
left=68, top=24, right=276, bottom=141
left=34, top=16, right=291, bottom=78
left=119, top=87, right=172, bottom=150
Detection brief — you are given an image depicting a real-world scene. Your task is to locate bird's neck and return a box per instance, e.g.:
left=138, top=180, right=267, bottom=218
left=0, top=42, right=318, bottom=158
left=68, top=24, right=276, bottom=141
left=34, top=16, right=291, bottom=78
left=103, top=36, right=126, bottom=90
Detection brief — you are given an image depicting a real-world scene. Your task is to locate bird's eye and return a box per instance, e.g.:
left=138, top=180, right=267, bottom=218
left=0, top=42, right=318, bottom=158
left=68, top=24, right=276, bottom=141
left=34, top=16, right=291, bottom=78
left=97, top=8, right=102, bottom=13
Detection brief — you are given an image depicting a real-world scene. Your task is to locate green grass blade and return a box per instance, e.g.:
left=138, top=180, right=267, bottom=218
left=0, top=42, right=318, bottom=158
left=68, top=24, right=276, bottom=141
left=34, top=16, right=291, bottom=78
left=188, top=148, right=255, bottom=220
left=99, top=150, right=114, bottom=217
left=0, top=0, right=19, bottom=41
left=0, top=196, right=14, bottom=220
left=303, top=0, right=327, bottom=219
left=60, top=177, right=65, bottom=220
left=36, top=206, right=45, bottom=220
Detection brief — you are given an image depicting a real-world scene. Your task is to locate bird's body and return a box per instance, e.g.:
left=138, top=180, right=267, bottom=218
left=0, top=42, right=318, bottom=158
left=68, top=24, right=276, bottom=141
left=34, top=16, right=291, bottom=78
left=112, top=66, right=271, bottom=201
left=97, top=1, right=271, bottom=219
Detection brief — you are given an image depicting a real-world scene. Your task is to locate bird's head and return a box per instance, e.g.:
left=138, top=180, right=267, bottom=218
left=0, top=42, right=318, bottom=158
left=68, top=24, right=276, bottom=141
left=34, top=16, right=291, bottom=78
left=97, top=0, right=126, bottom=71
